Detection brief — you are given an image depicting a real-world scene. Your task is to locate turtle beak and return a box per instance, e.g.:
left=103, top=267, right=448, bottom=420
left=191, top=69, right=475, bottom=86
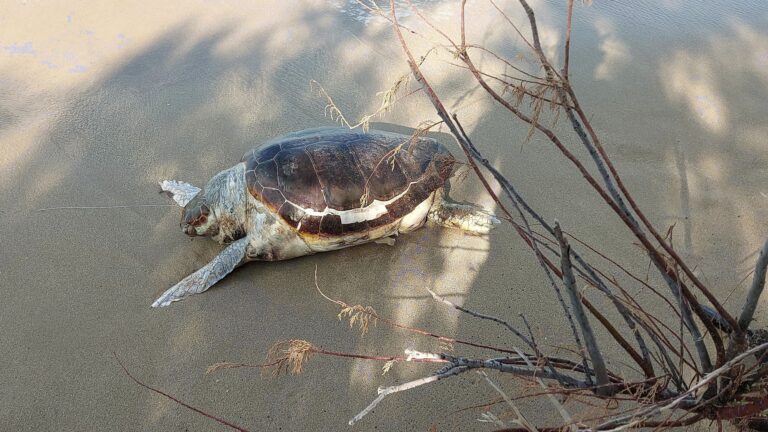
left=182, top=223, right=198, bottom=236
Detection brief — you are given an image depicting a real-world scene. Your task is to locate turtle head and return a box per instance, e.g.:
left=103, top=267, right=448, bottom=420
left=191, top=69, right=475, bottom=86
left=181, top=193, right=216, bottom=237
left=180, top=164, right=247, bottom=244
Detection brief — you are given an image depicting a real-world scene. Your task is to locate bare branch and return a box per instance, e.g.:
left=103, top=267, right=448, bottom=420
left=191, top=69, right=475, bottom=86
left=554, top=222, right=612, bottom=395
left=466, top=0, right=727, bottom=369
left=114, top=353, right=252, bottom=432
left=563, top=0, right=574, bottom=79
left=449, top=114, right=594, bottom=385
left=738, top=239, right=768, bottom=332
left=349, top=364, right=469, bottom=425
left=344, top=1, right=768, bottom=428
left=315, top=267, right=540, bottom=356
left=510, top=347, right=580, bottom=430
left=427, top=287, right=533, bottom=347
left=597, top=341, right=768, bottom=430
left=479, top=371, right=540, bottom=431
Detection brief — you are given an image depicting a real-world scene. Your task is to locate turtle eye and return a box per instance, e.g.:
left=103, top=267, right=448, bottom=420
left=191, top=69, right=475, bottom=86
left=183, top=203, right=210, bottom=227
left=194, top=204, right=210, bottom=225
left=193, top=205, right=210, bottom=226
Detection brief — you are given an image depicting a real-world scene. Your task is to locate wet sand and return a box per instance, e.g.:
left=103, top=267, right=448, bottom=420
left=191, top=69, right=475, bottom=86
left=2, top=0, right=768, bottom=430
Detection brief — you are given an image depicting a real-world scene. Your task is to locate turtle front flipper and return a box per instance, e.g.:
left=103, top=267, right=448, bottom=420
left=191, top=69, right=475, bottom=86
left=428, top=199, right=500, bottom=235
left=152, top=237, right=249, bottom=308
left=160, top=180, right=202, bottom=207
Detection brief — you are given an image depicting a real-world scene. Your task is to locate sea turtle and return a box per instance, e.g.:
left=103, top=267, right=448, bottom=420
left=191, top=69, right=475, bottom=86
left=152, top=127, right=499, bottom=307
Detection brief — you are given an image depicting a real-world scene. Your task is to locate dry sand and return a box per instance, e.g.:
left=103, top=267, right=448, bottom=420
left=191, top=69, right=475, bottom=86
left=2, top=0, right=768, bottom=430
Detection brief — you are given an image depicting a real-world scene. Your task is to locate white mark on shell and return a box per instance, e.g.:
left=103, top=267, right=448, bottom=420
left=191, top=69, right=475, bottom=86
left=287, top=180, right=420, bottom=224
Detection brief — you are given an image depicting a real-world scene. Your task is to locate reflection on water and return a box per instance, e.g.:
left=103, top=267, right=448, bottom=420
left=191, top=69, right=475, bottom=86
left=2, top=0, right=768, bottom=430
left=593, top=16, right=631, bottom=80
left=333, top=0, right=448, bottom=23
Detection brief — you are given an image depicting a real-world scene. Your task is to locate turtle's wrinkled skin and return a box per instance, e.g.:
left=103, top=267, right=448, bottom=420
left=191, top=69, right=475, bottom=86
left=153, top=128, right=499, bottom=307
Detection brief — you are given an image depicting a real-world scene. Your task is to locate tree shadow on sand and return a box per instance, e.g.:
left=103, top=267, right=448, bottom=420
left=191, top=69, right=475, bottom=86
left=0, top=5, right=497, bottom=430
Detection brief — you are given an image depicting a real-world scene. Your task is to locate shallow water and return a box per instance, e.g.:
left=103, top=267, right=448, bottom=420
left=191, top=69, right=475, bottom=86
left=2, top=1, right=768, bottom=430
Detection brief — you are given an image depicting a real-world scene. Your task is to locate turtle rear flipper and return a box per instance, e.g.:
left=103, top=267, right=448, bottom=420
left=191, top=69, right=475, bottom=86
left=152, top=237, right=248, bottom=307
left=160, top=180, right=202, bottom=207
left=428, top=194, right=500, bottom=235
left=428, top=202, right=499, bottom=234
